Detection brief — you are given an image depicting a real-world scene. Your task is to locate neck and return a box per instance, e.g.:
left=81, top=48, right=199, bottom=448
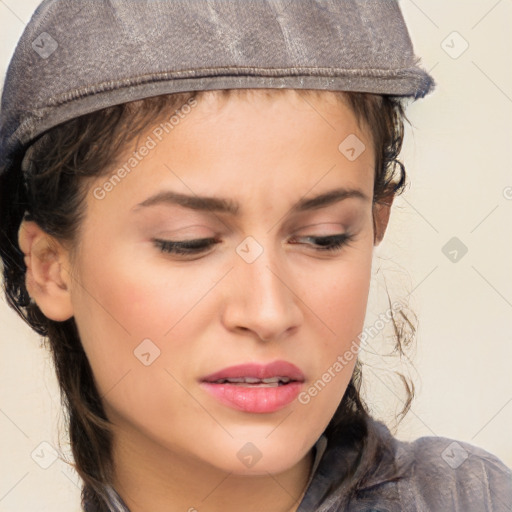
left=110, top=427, right=316, bottom=512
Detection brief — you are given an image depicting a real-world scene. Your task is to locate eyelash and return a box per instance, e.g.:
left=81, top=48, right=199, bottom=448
left=153, top=233, right=355, bottom=256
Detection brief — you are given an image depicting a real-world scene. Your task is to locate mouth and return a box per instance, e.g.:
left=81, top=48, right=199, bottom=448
left=206, top=376, right=295, bottom=387
left=200, top=360, right=305, bottom=384
left=199, top=360, right=305, bottom=413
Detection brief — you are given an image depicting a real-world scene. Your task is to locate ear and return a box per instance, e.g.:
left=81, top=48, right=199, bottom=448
left=373, top=193, right=395, bottom=246
left=17, top=219, right=74, bottom=321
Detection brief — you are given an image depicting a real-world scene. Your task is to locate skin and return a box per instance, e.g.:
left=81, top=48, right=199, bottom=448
left=18, top=89, right=393, bottom=512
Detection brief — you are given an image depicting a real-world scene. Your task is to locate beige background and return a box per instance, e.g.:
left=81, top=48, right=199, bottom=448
left=1, top=0, right=511, bottom=510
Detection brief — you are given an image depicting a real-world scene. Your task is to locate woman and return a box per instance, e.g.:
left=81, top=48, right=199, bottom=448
left=0, top=1, right=510, bottom=511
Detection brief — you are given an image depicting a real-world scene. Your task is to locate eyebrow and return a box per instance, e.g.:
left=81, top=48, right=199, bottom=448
left=132, top=187, right=370, bottom=216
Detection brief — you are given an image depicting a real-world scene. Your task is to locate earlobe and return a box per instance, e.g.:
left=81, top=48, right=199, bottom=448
left=18, top=219, right=74, bottom=321
left=373, top=194, right=394, bottom=246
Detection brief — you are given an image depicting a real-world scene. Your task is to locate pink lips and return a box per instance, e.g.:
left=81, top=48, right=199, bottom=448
left=200, top=360, right=305, bottom=413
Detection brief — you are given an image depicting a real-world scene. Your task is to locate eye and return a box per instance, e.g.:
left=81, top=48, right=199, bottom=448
left=290, top=233, right=355, bottom=252
left=154, top=237, right=219, bottom=256
left=153, top=233, right=355, bottom=256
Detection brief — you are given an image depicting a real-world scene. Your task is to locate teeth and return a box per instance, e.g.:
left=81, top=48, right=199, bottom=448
left=244, top=377, right=261, bottom=383
left=214, top=376, right=292, bottom=385
left=262, top=377, right=291, bottom=383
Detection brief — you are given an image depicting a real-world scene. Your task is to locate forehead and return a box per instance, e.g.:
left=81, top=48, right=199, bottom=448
left=193, top=88, right=357, bottom=124
left=85, top=87, right=375, bottom=221
left=154, top=88, right=371, bottom=165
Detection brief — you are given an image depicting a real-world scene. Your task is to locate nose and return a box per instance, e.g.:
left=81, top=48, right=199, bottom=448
left=221, top=239, right=304, bottom=342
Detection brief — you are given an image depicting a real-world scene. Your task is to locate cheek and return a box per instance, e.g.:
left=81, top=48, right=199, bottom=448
left=300, top=238, right=373, bottom=403
left=299, top=269, right=370, bottom=432
left=69, top=244, right=199, bottom=387
left=73, top=240, right=200, bottom=333
left=320, top=268, right=370, bottom=326
left=313, top=240, right=373, bottom=339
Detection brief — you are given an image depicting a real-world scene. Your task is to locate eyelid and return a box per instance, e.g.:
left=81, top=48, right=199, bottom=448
left=292, top=221, right=347, bottom=236
left=153, top=224, right=213, bottom=237
left=153, top=231, right=355, bottom=257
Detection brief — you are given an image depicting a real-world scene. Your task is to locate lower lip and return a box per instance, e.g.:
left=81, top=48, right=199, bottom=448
left=200, top=381, right=303, bottom=413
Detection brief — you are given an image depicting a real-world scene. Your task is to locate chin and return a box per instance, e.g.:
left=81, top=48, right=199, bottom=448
left=220, top=453, right=305, bottom=476
left=199, top=434, right=312, bottom=476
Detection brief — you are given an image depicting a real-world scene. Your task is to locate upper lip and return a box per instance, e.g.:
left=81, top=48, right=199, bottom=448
left=201, top=360, right=305, bottom=383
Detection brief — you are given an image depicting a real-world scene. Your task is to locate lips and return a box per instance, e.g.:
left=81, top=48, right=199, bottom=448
left=208, top=376, right=292, bottom=386
left=199, top=360, right=305, bottom=413
left=200, top=360, right=305, bottom=384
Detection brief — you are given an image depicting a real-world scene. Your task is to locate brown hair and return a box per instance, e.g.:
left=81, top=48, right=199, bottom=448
left=0, top=89, right=415, bottom=511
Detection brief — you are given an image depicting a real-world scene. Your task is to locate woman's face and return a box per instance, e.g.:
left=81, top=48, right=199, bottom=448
left=64, top=90, right=385, bottom=475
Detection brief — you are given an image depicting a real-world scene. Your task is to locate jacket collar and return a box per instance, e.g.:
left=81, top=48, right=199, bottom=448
left=297, top=415, right=413, bottom=512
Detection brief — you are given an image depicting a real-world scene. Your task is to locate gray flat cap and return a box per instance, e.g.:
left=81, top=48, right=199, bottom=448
left=0, top=0, right=435, bottom=177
